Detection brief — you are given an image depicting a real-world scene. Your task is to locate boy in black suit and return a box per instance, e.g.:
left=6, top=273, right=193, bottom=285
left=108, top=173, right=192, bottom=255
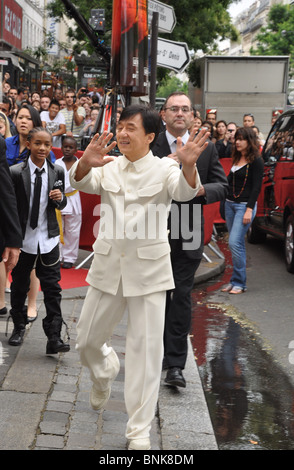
left=8, top=127, right=70, bottom=354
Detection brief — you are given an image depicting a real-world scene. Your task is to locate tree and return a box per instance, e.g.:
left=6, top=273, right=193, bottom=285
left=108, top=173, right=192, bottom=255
left=46, top=0, right=113, bottom=55
left=47, top=0, right=238, bottom=56
left=46, top=0, right=239, bottom=88
left=156, top=74, right=188, bottom=98
left=250, top=3, right=294, bottom=74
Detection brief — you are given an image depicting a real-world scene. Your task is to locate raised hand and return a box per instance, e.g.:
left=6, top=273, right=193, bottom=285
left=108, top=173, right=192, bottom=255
left=175, top=127, right=210, bottom=188
left=75, top=132, right=117, bottom=181
left=176, top=127, right=210, bottom=168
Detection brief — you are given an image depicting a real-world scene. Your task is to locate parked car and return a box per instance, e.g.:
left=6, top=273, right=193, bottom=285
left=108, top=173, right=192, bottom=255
left=247, top=108, right=294, bottom=273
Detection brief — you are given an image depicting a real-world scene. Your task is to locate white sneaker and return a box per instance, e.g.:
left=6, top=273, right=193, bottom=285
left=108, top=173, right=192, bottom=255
left=90, top=386, right=111, bottom=410
left=128, top=438, right=151, bottom=450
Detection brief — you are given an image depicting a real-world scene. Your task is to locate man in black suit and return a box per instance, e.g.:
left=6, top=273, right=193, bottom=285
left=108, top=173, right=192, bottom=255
left=0, top=136, right=22, bottom=270
left=152, top=92, right=228, bottom=388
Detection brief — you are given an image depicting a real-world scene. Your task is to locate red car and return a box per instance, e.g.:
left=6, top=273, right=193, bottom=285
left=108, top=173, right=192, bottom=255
left=247, top=108, right=294, bottom=273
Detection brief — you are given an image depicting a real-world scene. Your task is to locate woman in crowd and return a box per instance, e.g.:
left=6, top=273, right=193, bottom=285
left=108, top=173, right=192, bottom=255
left=221, top=127, right=264, bottom=294
left=215, top=120, right=227, bottom=142
left=6, top=104, right=56, bottom=165
left=0, top=113, right=12, bottom=315
left=0, top=112, right=12, bottom=139
left=201, top=120, right=215, bottom=141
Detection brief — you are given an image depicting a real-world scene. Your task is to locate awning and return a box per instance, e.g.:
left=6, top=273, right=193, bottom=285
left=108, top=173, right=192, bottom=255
left=0, top=51, right=24, bottom=71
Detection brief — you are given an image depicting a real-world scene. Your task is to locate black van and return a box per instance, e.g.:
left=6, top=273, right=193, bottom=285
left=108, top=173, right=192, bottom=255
left=247, top=108, right=294, bottom=273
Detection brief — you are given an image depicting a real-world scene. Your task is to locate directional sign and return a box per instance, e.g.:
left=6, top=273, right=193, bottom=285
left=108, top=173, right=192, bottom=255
left=156, top=37, right=190, bottom=73
left=148, top=0, right=176, bottom=33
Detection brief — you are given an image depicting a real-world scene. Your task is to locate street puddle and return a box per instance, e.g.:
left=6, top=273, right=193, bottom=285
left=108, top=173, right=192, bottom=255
left=190, top=240, right=294, bottom=450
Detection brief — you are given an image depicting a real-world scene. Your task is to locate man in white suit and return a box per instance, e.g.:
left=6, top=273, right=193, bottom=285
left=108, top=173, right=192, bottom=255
left=70, top=104, right=209, bottom=450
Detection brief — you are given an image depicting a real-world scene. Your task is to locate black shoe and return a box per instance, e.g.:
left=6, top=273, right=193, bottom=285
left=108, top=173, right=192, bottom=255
left=27, top=313, right=38, bottom=323
left=8, top=327, right=26, bottom=346
left=46, top=338, right=70, bottom=354
left=165, top=367, right=186, bottom=388
left=0, top=307, right=7, bottom=316
left=62, top=262, right=73, bottom=269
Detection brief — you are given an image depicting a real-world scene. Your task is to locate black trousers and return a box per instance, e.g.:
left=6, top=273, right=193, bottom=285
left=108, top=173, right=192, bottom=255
left=164, top=244, right=201, bottom=370
left=10, top=244, right=63, bottom=338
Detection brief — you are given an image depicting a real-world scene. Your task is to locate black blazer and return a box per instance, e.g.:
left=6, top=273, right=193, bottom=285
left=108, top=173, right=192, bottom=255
left=152, top=131, right=228, bottom=258
left=10, top=157, right=67, bottom=239
left=0, top=137, right=22, bottom=260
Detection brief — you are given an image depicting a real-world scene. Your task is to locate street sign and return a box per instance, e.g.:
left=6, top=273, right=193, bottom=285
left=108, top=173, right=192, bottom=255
left=156, top=37, right=190, bottom=73
left=148, top=0, right=176, bottom=33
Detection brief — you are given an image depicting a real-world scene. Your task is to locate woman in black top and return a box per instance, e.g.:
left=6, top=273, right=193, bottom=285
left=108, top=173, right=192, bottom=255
left=222, top=127, right=264, bottom=294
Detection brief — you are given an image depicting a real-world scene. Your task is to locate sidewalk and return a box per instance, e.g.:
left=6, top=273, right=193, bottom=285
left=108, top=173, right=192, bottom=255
left=0, top=244, right=223, bottom=451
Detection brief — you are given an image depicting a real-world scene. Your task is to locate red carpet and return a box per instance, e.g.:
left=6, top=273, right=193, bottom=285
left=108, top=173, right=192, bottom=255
left=60, top=267, right=89, bottom=290
left=8, top=267, right=89, bottom=291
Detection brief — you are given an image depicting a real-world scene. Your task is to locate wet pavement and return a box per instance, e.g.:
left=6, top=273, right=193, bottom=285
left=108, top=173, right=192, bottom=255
left=0, top=245, right=223, bottom=452
left=190, top=235, right=294, bottom=450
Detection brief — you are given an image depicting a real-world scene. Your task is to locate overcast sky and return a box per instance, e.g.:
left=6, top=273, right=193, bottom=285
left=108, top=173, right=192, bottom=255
left=229, top=0, right=255, bottom=17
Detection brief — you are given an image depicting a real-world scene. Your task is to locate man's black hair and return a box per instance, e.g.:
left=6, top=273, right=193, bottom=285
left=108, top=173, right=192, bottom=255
left=119, top=104, right=160, bottom=143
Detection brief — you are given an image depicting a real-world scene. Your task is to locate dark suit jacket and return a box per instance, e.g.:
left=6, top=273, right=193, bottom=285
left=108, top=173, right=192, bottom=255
left=0, top=137, right=22, bottom=260
left=10, top=157, right=67, bottom=240
left=152, top=131, right=228, bottom=258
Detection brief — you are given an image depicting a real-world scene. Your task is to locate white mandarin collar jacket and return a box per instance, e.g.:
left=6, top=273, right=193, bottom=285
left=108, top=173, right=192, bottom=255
left=70, top=151, right=201, bottom=296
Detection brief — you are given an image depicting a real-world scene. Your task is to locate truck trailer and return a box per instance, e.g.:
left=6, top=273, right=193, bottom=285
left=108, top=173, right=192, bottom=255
left=188, top=55, right=289, bottom=136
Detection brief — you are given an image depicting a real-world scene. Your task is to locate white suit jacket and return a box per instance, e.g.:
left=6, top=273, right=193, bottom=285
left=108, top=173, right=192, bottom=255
left=70, top=150, right=201, bottom=296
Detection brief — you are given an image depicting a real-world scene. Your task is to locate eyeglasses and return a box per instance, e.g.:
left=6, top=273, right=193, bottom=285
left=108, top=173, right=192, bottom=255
left=164, top=106, right=192, bottom=113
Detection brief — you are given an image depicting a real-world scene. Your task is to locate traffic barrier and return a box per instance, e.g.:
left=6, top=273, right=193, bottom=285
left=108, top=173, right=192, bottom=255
left=213, top=158, right=231, bottom=224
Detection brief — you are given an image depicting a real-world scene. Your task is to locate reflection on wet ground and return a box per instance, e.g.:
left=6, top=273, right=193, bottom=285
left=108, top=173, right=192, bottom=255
left=190, top=239, right=294, bottom=450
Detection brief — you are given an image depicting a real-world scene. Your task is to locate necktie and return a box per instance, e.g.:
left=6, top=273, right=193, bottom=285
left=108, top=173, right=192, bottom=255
left=30, top=168, right=44, bottom=230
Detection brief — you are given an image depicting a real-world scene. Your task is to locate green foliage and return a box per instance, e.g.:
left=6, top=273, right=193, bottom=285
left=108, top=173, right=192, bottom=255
left=46, top=0, right=238, bottom=86
left=166, top=0, right=237, bottom=52
left=250, top=4, right=294, bottom=73
left=47, top=0, right=113, bottom=54
left=47, top=0, right=237, bottom=54
left=156, top=74, right=188, bottom=97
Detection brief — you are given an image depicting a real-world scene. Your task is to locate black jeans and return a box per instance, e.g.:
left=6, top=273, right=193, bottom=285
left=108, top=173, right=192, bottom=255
left=10, top=244, right=63, bottom=339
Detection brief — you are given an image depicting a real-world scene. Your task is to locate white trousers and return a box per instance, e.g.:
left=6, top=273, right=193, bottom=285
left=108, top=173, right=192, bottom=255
left=60, top=213, right=82, bottom=263
left=76, top=282, right=166, bottom=441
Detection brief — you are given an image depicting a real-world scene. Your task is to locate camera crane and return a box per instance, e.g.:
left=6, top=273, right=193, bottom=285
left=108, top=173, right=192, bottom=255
left=60, top=0, right=118, bottom=136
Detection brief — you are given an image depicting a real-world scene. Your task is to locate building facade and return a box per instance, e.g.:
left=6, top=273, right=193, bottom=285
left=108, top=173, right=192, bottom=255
left=228, top=0, right=292, bottom=56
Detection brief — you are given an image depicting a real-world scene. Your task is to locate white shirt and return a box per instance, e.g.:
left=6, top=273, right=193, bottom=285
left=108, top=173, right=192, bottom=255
left=22, top=158, right=59, bottom=254
left=55, top=157, right=82, bottom=215
left=166, top=130, right=189, bottom=154
left=40, top=111, right=66, bottom=148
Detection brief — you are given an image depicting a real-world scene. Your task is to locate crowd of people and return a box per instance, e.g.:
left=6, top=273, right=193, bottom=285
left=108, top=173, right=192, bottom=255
left=0, top=73, right=103, bottom=150
left=0, top=76, right=92, bottom=330
left=0, top=79, right=267, bottom=450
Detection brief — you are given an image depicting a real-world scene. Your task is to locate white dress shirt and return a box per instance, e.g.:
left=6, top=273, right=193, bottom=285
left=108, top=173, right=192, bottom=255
left=22, top=158, right=59, bottom=254
left=165, top=130, right=189, bottom=154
